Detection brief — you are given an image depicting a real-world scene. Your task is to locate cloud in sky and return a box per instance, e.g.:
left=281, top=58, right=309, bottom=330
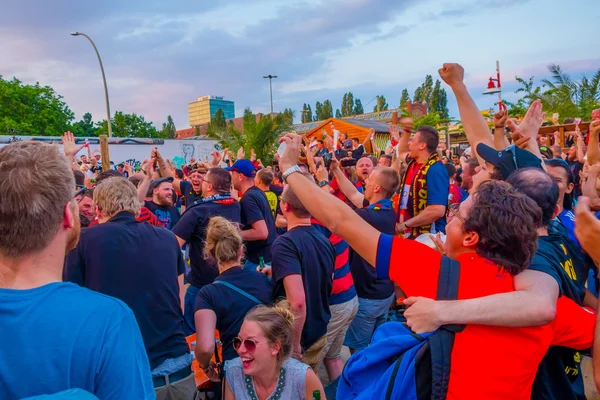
left=1, top=0, right=598, bottom=129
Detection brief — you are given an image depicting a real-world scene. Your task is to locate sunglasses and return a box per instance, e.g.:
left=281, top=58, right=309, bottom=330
left=74, top=185, right=86, bottom=199
left=233, top=337, right=265, bottom=353
left=447, top=203, right=466, bottom=224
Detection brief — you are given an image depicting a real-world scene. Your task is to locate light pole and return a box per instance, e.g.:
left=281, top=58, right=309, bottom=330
left=71, top=32, right=112, bottom=137
left=482, top=60, right=505, bottom=112
left=263, top=74, right=278, bottom=114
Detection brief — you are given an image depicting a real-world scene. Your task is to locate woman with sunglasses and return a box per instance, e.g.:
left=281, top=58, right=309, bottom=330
left=193, top=217, right=273, bottom=380
left=224, top=303, right=326, bottom=399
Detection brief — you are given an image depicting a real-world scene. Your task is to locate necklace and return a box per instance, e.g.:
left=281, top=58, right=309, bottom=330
left=244, top=367, right=286, bottom=400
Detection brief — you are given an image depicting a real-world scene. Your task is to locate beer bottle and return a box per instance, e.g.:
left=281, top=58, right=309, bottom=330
left=312, top=389, right=321, bottom=400
left=258, top=256, right=266, bottom=271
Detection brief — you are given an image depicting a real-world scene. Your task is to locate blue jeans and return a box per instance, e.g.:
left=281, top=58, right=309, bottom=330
left=344, top=294, right=394, bottom=351
left=183, top=284, right=203, bottom=335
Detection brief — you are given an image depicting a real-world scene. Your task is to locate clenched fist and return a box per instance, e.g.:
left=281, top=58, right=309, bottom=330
left=438, top=63, right=465, bottom=87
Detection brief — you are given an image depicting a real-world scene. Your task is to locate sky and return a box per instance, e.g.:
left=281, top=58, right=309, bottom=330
left=1, top=0, right=598, bottom=129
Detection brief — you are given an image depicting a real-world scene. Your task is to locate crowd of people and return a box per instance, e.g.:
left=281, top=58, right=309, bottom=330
left=2, top=62, right=600, bottom=400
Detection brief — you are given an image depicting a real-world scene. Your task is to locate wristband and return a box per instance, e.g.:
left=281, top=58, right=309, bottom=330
left=318, top=180, right=329, bottom=187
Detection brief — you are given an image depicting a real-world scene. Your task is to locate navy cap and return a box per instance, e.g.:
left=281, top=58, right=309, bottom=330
left=476, top=143, right=543, bottom=180
left=343, top=139, right=353, bottom=149
left=226, top=159, right=256, bottom=177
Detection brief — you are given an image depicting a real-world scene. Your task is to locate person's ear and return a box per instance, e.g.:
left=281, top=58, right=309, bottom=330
left=462, top=230, right=479, bottom=248
left=271, top=340, right=281, bottom=357
left=566, top=182, right=574, bottom=195
left=64, top=201, right=76, bottom=229
left=374, top=184, right=381, bottom=194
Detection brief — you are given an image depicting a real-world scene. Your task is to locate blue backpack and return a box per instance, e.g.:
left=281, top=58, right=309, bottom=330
left=337, top=256, right=464, bottom=400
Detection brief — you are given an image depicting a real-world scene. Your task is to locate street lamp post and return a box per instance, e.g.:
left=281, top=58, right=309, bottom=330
left=482, top=60, right=505, bottom=112
left=71, top=32, right=112, bottom=137
left=263, top=75, right=278, bottom=114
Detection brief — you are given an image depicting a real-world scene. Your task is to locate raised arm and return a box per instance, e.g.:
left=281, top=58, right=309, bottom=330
left=330, top=157, right=365, bottom=208
left=439, top=64, right=493, bottom=166
left=588, top=121, right=600, bottom=166
left=278, top=134, right=380, bottom=267
left=492, top=110, right=510, bottom=150
left=138, top=159, right=154, bottom=202
left=582, top=164, right=600, bottom=211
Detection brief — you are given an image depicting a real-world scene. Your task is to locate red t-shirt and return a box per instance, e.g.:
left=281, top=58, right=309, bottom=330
left=376, top=234, right=595, bottom=400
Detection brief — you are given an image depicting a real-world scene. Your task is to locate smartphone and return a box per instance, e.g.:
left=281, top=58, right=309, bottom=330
left=341, top=158, right=358, bottom=167
left=277, top=142, right=286, bottom=158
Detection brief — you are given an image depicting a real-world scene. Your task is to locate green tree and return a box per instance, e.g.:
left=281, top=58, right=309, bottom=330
left=373, top=95, right=388, bottom=112
left=281, top=108, right=294, bottom=125
left=314, top=101, right=323, bottom=121
left=341, top=92, right=355, bottom=116
left=159, top=115, right=176, bottom=139
left=96, top=111, right=159, bottom=138
left=399, top=89, right=410, bottom=110
left=510, top=65, right=600, bottom=120
left=335, top=109, right=342, bottom=118
left=70, top=112, right=98, bottom=137
left=322, top=100, right=334, bottom=119
left=353, top=98, right=364, bottom=115
left=204, top=108, right=290, bottom=165
left=0, top=76, right=74, bottom=136
left=414, top=75, right=434, bottom=104
left=430, top=80, right=450, bottom=119
left=301, top=104, right=313, bottom=123
left=315, top=100, right=333, bottom=120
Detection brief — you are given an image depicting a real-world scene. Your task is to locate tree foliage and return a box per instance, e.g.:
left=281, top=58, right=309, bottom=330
left=373, top=95, right=388, bottom=112
left=159, top=115, right=176, bottom=139
left=335, top=109, right=342, bottom=118
left=314, top=100, right=333, bottom=120
left=70, top=112, right=98, bottom=137
left=353, top=98, right=364, bottom=115
left=96, top=111, right=159, bottom=138
left=204, top=108, right=291, bottom=164
left=280, top=108, right=294, bottom=125
left=509, top=65, right=600, bottom=120
left=0, top=76, right=74, bottom=136
left=341, top=92, right=355, bottom=117
left=399, top=89, right=410, bottom=110
left=301, top=104, right=313, bottom=123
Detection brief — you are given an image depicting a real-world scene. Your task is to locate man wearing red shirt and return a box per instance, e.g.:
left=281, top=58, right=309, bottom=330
left=277, top=132, right=595, bottom=400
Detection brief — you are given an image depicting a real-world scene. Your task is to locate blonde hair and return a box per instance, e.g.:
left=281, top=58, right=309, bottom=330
left=0, top=142, right=74, bottom=258
left=93, top=177, right=141, bottom=218
left=203, top=216, right=244, bottom=267
left=245, top=301, right=295, bottom=367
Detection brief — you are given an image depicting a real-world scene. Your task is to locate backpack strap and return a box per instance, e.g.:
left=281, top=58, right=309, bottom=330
left=213, top=280, right=263, bottom=305
left=430, top=255, right=464, bottom=400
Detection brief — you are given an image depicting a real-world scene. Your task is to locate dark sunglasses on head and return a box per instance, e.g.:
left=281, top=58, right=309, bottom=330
left=74, top=185, right=86, bottom=199
left=233, top=337, right=264, bottom=353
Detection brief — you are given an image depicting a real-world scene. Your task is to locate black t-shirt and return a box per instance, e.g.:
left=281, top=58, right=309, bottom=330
left=172, top=200, right=241, bottom=288
left=269, top=184, right=283, bottom=197
left=529, top=231, right=589, bottom=400
left=352, top=145, right=365, bottom=159
left=194, top=267, right=273, bottom=361
left=271, top=226, right=335, bottom=350
left=240, top=186, right=277, bottom=264
left=145, top=200, right=180, bottom=230
left=351, top=207, right=396, bottom=299
left=180, top=180, right=203, bottom=207
left=64, top=212, right=189, bottom=370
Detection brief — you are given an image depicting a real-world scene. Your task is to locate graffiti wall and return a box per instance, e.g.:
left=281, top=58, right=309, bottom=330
left=0, top=136, right=219, bottom=168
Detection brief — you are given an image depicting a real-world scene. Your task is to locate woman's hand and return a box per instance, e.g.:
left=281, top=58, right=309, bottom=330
left=203, top=361, right=222, bottom=382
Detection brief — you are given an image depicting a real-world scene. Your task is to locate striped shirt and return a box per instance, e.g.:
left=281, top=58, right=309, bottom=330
left=311, top=218, right=356, bottom=305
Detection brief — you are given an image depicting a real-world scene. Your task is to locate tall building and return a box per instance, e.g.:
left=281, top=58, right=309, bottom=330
left=188, top=96, right=235, bottom=127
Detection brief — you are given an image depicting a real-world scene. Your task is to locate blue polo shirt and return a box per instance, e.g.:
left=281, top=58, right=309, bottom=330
left=64, top=212, right=189, bottom=370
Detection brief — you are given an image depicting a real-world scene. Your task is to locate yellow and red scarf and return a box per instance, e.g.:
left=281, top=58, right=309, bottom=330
left=400, top=153, right=440, bottom=237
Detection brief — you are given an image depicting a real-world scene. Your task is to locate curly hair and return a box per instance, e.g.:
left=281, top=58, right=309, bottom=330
left=463, top=180, right=541, bottom=275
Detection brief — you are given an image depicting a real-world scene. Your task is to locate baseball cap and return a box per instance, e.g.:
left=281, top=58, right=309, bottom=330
left=343, top=139, right=353, bottom=149
left=149, top=176, right=174, bottom=191
left=226, top=159, right=256, bottom=177
left=476, top=143, right=543, bottom=180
